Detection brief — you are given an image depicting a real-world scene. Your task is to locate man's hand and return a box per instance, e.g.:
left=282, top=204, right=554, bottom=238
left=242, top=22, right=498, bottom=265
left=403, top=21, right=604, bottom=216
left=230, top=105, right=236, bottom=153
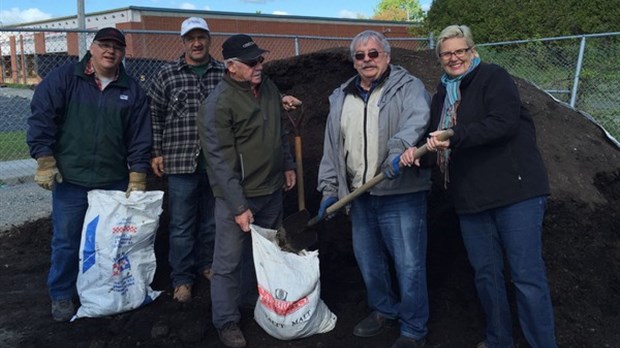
left=150, top=156, right=165, bottom=177
left=235, top=209, right=254, bottom=232
left=318, top=195, right=338, bottom=219
left=35, top=156, right=63, bottom=190
left=281, top=95, right=302, bottom=111
left=125, top=172, right=147, bottom=198
left=382, top=155, right=401, bottom=180
left=283, top=169, right=296, bottom=191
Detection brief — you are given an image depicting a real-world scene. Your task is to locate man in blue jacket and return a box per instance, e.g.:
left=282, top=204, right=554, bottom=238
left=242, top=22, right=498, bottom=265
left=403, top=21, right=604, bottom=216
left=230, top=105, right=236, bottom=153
left=26, top=27, right=152, bottom=322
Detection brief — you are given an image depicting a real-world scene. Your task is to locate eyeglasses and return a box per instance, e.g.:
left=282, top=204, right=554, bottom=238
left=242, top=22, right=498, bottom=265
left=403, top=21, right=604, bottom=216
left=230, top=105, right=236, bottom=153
left=354, top=50, right=384, bottom=61
left=236, top=56, right=265, bottom=67
left=439, top=47, right=472, bottom=59
left=94, top=41, right=125, bottom=52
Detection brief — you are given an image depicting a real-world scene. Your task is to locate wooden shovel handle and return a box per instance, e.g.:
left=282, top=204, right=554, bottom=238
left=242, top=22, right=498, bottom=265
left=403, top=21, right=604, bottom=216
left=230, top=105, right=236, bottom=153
left=308, top=128, right=454, bottom=226
left=294, top=136, right=305, bottom=210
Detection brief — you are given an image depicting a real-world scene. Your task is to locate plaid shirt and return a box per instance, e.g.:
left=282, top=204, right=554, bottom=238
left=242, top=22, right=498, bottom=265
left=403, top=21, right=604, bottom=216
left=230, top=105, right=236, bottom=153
left=148, top=54, right=225, bottom=174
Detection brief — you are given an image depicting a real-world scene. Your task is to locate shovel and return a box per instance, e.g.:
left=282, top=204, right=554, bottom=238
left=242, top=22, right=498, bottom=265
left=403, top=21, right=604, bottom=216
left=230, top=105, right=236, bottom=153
left=286, top=105, right=306, bottom=211
left=279, top=129, right=454, bottom=252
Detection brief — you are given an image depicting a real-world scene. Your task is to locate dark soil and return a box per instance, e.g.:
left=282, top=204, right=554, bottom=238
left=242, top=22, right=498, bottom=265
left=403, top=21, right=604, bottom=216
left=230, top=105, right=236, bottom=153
left=1, top=48, right=619, bottom=348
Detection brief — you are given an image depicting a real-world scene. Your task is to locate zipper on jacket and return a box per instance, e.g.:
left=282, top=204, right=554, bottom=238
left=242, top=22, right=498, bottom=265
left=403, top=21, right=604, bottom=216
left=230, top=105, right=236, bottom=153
left=239, top=153, right=245, bottom=183
left=90, top=88, right=105, bottom=185
left=362, top=99, right=369, bottom=184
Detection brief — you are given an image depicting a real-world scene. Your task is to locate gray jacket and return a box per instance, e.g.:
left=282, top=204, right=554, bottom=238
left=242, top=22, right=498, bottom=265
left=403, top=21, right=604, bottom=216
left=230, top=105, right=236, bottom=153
left=317, top=64, right=432, bottom=200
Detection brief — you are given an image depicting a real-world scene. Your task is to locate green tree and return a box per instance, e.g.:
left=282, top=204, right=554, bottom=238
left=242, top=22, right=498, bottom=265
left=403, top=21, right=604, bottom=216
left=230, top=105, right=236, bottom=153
left=373, top=0, right=424, bottom=22
left=425, top=0, right=620, bottom=43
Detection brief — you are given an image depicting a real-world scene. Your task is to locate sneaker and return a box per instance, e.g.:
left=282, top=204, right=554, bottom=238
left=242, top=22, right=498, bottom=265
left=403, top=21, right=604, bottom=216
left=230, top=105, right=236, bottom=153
left=202, top=268, right=213, bottom=281
left=173, top=284, right=192, bottom=303
left=391, top=335, right=426, bottom=348
left=353, top=311, right=397, bottom=337
left=218, top=322, right=247, bottom=347
left=51, top=299, right=75, bottom=322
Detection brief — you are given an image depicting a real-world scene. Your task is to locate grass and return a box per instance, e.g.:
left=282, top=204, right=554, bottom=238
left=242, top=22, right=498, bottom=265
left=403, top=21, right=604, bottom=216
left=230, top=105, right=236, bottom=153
left=0, top=131, right=30, bottom=161
left=1, top=83, right=32, bottom=89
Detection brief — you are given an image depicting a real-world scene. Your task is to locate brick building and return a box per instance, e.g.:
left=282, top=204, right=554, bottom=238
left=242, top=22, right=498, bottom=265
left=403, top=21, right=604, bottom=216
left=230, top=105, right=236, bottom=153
left=0, top=6, right=421, bottom=84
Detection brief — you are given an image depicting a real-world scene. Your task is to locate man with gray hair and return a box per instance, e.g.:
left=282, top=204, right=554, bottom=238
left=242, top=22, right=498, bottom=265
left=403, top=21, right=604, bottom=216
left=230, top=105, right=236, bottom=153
left=148, top=17, right=225, bottom=303
left=317, top=30, right=431, bottom=347
left=200, top=33, right=300, bottom=348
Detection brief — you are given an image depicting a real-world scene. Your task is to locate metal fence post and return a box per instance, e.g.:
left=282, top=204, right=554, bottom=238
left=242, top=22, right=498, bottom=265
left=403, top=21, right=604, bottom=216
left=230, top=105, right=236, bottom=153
left=294, top=36, right=300, bottom=56
left=570, top=36, right=587, bottom=108
left=429, top=32, right=434, bottom=50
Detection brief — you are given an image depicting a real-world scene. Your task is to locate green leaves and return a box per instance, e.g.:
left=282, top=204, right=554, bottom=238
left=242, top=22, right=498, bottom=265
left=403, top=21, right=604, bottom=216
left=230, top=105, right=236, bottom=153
left=424, top=0, right=620, bottom=43
left=373, top=0, right=424, bottom=22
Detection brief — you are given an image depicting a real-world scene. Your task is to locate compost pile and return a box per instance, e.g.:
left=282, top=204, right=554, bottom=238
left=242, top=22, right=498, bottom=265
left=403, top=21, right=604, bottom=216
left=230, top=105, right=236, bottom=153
left=1, top=48, right=618, bottom=347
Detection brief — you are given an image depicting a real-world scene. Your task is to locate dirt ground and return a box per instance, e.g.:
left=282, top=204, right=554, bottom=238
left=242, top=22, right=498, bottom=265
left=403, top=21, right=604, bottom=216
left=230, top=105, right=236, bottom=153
left=1, top=48, right=619, bottom=348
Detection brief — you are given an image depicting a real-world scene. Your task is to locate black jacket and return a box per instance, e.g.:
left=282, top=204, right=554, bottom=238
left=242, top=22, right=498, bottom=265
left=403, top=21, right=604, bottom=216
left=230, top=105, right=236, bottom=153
left=430, top=63, right=549, bottom=214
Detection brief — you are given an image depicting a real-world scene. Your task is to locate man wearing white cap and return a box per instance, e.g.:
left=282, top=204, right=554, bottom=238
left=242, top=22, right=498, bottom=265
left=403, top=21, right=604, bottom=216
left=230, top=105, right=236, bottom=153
left=148, top=17, right=225, bottom=303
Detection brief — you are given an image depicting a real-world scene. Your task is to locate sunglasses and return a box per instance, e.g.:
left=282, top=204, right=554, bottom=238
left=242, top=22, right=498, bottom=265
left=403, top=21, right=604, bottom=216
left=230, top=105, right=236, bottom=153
left=354, top=50, right=383, bottom=61
left=237, top=56, right=265, bottom=67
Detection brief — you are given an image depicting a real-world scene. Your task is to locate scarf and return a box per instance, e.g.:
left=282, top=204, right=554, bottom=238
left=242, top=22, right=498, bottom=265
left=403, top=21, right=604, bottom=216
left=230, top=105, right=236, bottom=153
left=437, top=57, right=481, bottom=188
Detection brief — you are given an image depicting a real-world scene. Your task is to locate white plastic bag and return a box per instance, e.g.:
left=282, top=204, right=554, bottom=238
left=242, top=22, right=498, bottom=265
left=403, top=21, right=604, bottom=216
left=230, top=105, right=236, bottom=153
left=251, top=225, right=337, bottom=340
left=73, top=190, right=164, bottom=320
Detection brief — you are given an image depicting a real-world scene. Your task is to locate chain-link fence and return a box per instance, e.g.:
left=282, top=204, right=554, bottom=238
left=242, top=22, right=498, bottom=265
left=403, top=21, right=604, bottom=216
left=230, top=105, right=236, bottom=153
left=0, top=28, right=430, bottom=184
left=0, top=28, right=618, bottom=184
left=478, top=32, right=620, bottom=142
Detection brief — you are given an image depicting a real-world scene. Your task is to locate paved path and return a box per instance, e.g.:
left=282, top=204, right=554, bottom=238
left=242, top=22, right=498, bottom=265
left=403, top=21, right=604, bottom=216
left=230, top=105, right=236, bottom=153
left=0, top=159, right=51, bottom=232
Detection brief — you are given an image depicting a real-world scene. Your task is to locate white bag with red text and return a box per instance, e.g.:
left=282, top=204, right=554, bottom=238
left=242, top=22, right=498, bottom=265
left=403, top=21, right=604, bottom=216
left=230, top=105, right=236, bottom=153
left=251, top=224, right=337, bottom=340
left=73, top=190, right=164, bottom=320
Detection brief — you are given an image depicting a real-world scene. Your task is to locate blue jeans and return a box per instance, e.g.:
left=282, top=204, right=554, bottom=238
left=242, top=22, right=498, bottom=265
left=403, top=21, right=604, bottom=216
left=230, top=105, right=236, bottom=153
left=459, top=196, right=557, bottom=348
left=211, top=191, right=283, bottom=329
left=167, top=173, right=216, bottom=288
left=350, top=191, right=429, bottom=340
left=49, top=180, right=127, bottom=301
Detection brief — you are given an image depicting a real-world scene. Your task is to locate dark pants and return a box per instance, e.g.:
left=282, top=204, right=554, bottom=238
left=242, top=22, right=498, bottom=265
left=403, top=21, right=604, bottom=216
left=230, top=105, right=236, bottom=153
left=210, top=191, right=283, bottom=329
left=459, top=196, right=556, bottom=348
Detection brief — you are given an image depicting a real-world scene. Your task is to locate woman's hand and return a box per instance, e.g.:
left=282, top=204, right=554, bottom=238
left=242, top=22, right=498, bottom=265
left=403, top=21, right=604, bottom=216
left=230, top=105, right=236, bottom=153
left=400, top=147, right=421, bottom=167
left=428, top=130, right=451, bottom=151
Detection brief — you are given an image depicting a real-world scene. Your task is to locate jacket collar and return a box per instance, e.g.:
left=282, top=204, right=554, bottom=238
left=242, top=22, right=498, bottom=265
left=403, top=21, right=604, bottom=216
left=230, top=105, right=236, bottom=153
left=74, top=51, right=130, bottom=88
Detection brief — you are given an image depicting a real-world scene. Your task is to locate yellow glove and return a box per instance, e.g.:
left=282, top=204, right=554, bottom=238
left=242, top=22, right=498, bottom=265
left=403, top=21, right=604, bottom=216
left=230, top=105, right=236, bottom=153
left=126, top=172, right=147, bottom=198
left=35, top=156, right=63, bottom=190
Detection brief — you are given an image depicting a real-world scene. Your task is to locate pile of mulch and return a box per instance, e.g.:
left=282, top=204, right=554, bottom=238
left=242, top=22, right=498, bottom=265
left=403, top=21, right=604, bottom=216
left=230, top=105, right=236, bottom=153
left=0, top=47, right=618, bottom=347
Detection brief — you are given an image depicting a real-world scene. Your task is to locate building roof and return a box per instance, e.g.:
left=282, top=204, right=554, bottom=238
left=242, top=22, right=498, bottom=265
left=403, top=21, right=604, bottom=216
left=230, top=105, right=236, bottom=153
left=9, top=6, right=419, bottom=30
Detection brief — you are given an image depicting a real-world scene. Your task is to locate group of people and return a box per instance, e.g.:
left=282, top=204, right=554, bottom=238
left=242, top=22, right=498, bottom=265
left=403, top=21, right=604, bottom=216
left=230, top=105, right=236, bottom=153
left=26, top=17, right=557, bottom=348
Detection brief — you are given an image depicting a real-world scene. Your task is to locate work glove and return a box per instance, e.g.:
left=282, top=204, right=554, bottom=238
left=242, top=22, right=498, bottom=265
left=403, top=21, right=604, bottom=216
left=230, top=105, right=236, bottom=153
left=382, top=155, right=402, bottom=180
left=35, top=156, right=63, bottom=190
left=318, top=195, right=338, bottom=220
left=125, top=172, right=147, bottom=198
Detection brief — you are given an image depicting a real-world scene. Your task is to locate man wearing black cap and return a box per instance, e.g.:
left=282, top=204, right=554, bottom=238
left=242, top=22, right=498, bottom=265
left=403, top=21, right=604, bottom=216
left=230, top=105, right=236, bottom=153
left=199, top=34, right=301, bottom=347
left=148, top=17, right=225, bottom=304
left=27, top=27, right=152, bottom=322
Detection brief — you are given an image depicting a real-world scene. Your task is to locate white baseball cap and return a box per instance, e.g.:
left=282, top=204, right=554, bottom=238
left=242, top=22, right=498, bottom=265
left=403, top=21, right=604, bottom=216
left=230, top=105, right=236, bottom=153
left=180, top=17, right=210, bottom=36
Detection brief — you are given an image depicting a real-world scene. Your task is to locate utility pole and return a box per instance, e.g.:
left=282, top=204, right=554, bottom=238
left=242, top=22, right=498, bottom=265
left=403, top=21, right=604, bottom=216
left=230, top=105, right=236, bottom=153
left=77, top=0, right=86, bottom=58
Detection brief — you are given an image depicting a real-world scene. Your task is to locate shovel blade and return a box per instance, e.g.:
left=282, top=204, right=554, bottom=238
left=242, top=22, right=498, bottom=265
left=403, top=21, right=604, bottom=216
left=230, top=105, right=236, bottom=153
left=280, top=209, right=317, bottom=252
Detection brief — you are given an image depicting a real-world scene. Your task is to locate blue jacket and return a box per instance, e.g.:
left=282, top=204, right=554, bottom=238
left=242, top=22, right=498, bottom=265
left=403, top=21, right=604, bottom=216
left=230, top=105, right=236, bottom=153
left=27, top=52, right=152, bottom=187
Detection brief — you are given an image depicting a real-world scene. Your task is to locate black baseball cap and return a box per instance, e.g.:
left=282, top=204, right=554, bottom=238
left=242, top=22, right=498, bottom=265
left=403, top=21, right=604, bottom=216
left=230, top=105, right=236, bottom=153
left=93, top=27, right=126, bottom=47
left=222, top=34, right=268, bottom=60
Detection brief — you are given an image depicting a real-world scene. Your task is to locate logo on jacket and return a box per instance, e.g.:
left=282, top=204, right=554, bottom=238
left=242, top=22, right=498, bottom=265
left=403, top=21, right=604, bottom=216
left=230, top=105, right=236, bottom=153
left=120, top=94, right=129, bottom=100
